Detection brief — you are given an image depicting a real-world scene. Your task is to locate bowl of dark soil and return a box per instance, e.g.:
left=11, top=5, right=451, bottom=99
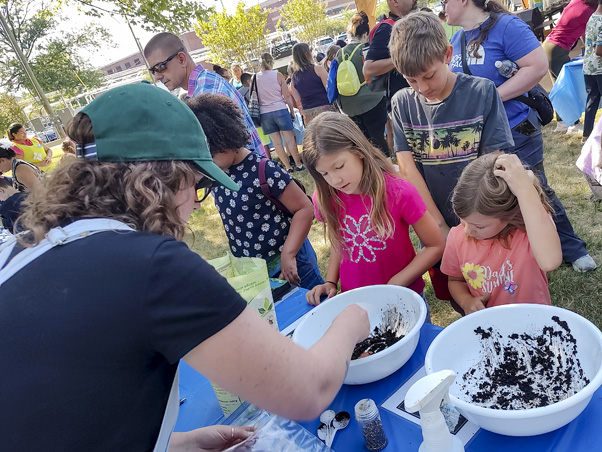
left=292, top=285, right=427, bottom=384
left=425, top=304, right=602, bottom=436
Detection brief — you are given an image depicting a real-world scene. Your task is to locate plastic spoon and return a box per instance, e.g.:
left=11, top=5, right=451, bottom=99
left=327, top=411, right=351, bottom=447
left=317, top=422, right=329, bottom=443
left=319, top=409, right=335, bottom=444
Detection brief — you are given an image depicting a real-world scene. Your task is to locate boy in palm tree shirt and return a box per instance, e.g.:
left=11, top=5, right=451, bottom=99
left=389, top=12, right=513, bottom=305
left=390, top=12, right=512, bottom=233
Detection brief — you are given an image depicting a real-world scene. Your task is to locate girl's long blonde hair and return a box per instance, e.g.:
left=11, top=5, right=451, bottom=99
left=302, top=112, right=398, bottom=253
left=452, top=153, right=551, bottom=247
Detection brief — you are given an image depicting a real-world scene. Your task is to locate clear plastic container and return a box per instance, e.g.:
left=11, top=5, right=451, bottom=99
left=354, top=398, right=388, bottom=451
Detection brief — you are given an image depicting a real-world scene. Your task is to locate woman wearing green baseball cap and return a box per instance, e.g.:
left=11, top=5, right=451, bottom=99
left=0, top=83, right=369, bottom=451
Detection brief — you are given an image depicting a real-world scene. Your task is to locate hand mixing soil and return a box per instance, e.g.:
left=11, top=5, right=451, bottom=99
left=351, top=306, right=406, bottom=360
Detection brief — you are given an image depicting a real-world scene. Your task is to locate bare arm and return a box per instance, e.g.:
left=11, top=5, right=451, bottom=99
left=396, top=151, right=450, bottom=239
left=290, top=81, right=303, bottom=115
left=314, top=64, right=329, bottom=88
left=278, top=72, right=296, bottom=120
left=448, top=276, right=489, bottom=315
left=492, top=154, right=562, bottom=272
left=363, top=58, right=395, bottom=78
left=387, top=212, right=445, bottom=287
left=496, top=47, right=548, bottom=102
left=41, top=141, right=52, bottom=153
left=306, top=244, right=340, bottom=306
left=596, top=44, right=602, bottom=58
left=183, top=304, right=370, bottom=420
left=14, top=163, right=40, bottom=190
left=278, top=182, right=315, bottom=285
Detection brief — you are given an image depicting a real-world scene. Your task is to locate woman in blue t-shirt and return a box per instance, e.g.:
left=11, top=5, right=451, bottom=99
left=446, top=0, right=596, bottom=272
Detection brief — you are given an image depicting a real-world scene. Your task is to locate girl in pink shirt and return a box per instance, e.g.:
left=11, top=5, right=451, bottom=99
left=302, top=112, right=445, bottom=313
left=441, top=153, right=562, bottom=315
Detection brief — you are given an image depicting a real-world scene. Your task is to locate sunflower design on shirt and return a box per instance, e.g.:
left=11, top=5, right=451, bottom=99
left=461, top=262, right=485, bottom=289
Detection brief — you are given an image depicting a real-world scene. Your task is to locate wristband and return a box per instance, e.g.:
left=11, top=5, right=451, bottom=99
left=325, top=280, right=338, bottom=287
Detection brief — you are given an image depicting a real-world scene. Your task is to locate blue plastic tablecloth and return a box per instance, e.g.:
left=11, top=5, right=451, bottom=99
left=550, top=58, right=586, bottom=126
left=177, top=289, right=602, bottom=451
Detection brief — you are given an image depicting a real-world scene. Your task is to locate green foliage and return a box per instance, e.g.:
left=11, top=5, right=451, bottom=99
left=324, top=8, right=355, bottom=38
left=0, top=93, right=27, bottom=134
left=195, top=2, right=269, bottom=67
left=280, top=0, right=330, bottom=44
left=375, top=0, right=390, bottom=19
left=26, top=32, right=106, bottom=97
left=63, top=0, right=211, bottom=34
left=0, top=1, right=55, bottom=90
left=0, top=0, right=109, bottom=99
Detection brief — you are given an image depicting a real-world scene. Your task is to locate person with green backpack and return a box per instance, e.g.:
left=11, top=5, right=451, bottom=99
left=335, top=11, right=390, bottom=157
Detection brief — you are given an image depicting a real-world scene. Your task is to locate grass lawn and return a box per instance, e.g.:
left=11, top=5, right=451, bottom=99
left=184, top=123, right=602, bottom=330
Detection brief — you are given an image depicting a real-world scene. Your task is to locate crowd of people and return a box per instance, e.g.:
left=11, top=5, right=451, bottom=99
left=0, top=0, right=600, bottom=450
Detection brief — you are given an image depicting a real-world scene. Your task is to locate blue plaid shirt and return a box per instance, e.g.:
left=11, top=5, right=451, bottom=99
left=188, top=65, right=264, bottom=155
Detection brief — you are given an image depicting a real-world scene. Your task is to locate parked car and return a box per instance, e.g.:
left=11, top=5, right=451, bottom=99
left=42, top=127, right=58, bottom=142
left=242, top=58, right=261, bottom=73
left=312, top=36, right=335, bottom=59
left=335, top=32, right=348, bottom=44
left=271, top=40, right=298, bottom=60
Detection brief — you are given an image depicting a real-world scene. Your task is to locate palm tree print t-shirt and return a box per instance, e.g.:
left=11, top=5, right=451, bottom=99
left=392, top=73, right=514, bottom=228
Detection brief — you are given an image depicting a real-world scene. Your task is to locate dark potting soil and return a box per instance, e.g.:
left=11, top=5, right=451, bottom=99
left=461, top=316, right=590, bottom=410
left=351, top=326, right=405, bottom=360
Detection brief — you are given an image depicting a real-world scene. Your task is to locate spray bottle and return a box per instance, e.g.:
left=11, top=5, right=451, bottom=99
left=404, top=370, right=465, bottom=452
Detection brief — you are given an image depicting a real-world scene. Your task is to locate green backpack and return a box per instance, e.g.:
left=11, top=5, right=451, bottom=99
left=337, top=44, right=366, bottom=96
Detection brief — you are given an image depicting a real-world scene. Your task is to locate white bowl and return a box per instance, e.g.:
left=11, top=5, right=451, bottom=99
left=425, top=304, right=602, bottom=436
left=292, top=285, right=427, bottom=385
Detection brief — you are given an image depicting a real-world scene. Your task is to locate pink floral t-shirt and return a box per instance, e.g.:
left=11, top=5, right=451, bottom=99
left=331, top=174, right=427, bottom=293
left=441, top=225, right=551, bottom=307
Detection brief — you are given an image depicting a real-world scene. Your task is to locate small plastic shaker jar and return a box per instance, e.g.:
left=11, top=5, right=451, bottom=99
left=354, top=398, right=388, bottom=451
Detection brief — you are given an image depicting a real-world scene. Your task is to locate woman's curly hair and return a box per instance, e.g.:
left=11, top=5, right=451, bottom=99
left=18, top=113, right=196, bottom=245
left=185, top=94, right=251, bottom=155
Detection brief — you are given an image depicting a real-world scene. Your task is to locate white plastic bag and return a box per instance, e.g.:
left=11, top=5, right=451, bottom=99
left=223, top=403, right=331, bottom=452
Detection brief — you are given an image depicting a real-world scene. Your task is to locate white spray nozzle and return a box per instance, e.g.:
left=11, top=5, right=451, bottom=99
left=405, top=370, right=464, bottom=452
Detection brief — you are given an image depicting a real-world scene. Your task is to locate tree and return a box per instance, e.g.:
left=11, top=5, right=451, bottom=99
left=62, top=0, right=211, bottom=34
left=280, top=0, right=330, bottom=44
left=0, top=0, right=110, bottom=92
left=28, top=35, right=105, bottom=98
left=324, top=8, right=356, bottom=38
left=0, top=93, right=27, bottom=134
left=375, top=0, right=390, bottom=20
left=0, top=0, right=56, bottom=90
left=195, top=2, right=269, bottom=68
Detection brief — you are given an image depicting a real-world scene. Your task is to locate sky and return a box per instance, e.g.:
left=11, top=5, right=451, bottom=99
left=74, top=0, right=246, bottom=67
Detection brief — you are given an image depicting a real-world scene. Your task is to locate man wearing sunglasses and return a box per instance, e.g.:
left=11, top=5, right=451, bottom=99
left=144, top=32, right=265, bottom=156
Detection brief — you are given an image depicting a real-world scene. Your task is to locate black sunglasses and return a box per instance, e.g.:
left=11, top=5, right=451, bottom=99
left=195, top=175, right=215, bottom=203
left=149, top=48, right=184, bottom=75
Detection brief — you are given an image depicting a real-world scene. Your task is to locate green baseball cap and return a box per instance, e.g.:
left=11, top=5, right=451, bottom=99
left=80, top=82, right=239, bottom=191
